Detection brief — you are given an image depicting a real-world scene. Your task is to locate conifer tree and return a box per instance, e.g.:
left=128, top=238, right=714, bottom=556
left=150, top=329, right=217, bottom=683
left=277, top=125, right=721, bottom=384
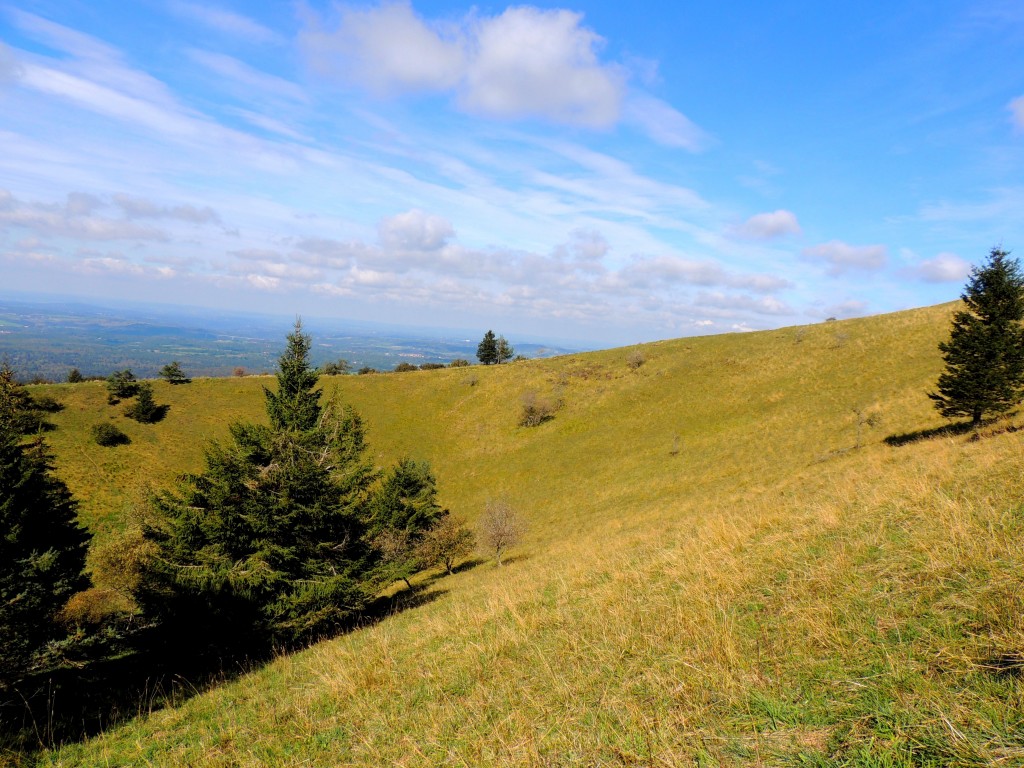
left=367, top=459, right=444, bottom=588
left=0, top=362, right=49, bottom=435
left=142, top=324, right=376, bottom=647
left=0, top=392, right=90, bottom=689
left=929, top=247, right=1024, bottom=426
left=159, top=361, right=190, bottom=384
left=476, top=330, right=498, bottom=365
left=125, top=382, right=161, bottom=423
left=264, top=320, right=321, bottom=431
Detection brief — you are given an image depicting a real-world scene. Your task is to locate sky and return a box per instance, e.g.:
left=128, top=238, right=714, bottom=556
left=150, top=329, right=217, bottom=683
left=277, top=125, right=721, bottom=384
left=1, top=1, right=1023, bottom=346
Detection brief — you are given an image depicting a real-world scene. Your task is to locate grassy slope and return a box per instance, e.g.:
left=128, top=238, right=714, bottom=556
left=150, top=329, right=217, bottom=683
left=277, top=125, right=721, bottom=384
left=21, top=303, right=1024, bottom=765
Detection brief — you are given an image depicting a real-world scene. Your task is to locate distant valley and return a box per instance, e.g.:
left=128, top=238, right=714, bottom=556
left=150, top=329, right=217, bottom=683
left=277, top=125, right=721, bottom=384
left=0, top=295, right=579, bottom=380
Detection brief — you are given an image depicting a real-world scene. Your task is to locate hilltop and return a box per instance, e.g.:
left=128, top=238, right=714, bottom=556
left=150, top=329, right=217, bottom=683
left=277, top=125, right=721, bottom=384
left=14, top=302, right=1024, bottom=766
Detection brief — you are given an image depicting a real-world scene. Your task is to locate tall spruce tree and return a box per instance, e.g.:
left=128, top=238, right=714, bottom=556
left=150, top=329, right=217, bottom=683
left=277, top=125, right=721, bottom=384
left=476, top=330, right=498, bottom=365
left=141, top=323, right=375, bottom=647
left=929, top=247, right=1024, bottom=426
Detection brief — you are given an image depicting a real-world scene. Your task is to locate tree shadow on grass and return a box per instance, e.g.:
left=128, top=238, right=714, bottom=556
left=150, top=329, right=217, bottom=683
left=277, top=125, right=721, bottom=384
left=884, top=412, right=1024, bottom=446
left=2, top=584, right=447, bottom=755
left=884, top=421, right=977, bottom=446
left=421, top=557, right=486, bottom=587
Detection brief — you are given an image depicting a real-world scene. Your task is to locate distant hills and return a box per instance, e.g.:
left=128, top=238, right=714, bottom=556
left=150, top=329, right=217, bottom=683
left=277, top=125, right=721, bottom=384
left=0, top=295, right=579, bottom=380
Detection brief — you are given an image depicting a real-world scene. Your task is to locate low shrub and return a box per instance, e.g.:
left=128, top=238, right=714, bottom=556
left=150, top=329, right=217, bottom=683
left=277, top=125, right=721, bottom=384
left=92, top=422, right=130, bottom=447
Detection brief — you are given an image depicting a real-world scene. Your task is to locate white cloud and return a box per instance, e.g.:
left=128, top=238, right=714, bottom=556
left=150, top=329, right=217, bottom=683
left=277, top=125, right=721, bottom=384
left=0, top=189, right=167, bottom=241
left=618, top=254, right=791, bottom=292
left=301, top=2, right=464, bottom=95
left=909, top=252, right=971, bottom=283
left=1009, top=95, right=1024, bottom=132
left=377, top=209, right=454, bottom=251
left=623, top=93, right=708, bottom=150
left=300, top=2, right=662, bottom=132
left=460, top=7, right=624, bottom=127
left=695, top=291, right=794, bottom=316
left=803, top=240, right=887, bottom=275
left=8, top=9, right=121, bottom=62
left=736, top=209, right=801, bottom=239
left=168, top=2, right=282, bottom=45
left=112, top=194, right=221, bottom=225
left=18, top=62, right=201, bottom=138
left=228, top=109, right=311, bottom=141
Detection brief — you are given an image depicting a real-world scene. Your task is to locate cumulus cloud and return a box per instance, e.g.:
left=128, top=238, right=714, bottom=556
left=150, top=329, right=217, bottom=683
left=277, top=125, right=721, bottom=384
left=299, top=2, right=684, bottom=134
left=0, top=189, right=167, bottom=241
left=1010, top=95, right=1024, bottom=131
left=736, top=209, right=801, bottom=239
left=909, top=252, right=971, bottom=283
left=112, top=194, right=221, bottom=225
left=459, top=7, right=624, bottom=126
left=803, top=240, right=887, bottom=276
left=377, top=209, right=454, bottom=251
left=301, top=2, right=464, bottom=95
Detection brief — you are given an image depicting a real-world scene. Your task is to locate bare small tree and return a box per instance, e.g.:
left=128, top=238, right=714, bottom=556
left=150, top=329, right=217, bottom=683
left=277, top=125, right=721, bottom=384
left=417, top=513, right=476, bottom=575
left=853, top=406, right=882, bottom=449
left=626, top=349, right=645, bottom=370
left=477, top=500, right=527, bottom=566
left=519, top=389, right=556, bottom=427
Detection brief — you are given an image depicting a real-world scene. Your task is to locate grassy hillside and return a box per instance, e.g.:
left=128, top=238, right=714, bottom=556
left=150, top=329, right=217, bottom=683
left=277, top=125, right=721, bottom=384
left=18, top=302, right=1024, bottom=765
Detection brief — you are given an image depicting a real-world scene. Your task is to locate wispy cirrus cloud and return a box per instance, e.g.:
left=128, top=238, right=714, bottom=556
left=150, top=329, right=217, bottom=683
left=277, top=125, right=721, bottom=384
left=186, top=49, right=308, bottom=103
left=1010, top=96, right=1024, bottom=132
left=167, top=2, right=283, bottom=45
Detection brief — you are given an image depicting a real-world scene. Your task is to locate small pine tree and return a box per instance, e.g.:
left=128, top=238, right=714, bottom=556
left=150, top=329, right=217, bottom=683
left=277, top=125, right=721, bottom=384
left=929, top=248, right=1024, bottom=426
left=264, top=320, right=321, bottom=431
left=106, top=369, right=138, bottom=403
left=67, top=368, right=83, bottom=384
left=92, top=422, right=130, bottom=447
left=125, top=382, right=161, bottom=423
left=476, top=330, right=498, bottom=365
left=368, top=459, right=443, bottom=538
left=159, top=361, right=190, bottom=384
left=0, top=424, right=90, bottom=689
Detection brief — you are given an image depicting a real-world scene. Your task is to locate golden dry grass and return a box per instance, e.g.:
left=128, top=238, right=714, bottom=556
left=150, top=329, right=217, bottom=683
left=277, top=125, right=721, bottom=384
left=20, top=302, right=1024, bottom=766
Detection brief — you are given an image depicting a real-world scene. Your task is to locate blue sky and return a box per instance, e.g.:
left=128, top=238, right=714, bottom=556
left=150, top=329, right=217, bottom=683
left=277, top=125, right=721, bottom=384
left=1, top=1, right=1023, bottom=345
